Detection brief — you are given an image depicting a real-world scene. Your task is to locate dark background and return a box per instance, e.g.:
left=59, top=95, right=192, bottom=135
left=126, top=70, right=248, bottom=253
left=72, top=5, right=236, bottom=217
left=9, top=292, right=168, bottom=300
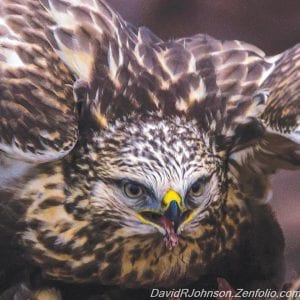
left=107, top=0, right=300, bottom=282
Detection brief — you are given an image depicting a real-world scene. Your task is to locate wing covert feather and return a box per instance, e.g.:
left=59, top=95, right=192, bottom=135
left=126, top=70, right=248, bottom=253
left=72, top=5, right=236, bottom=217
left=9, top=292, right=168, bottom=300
left=0, top=0, right=78, bottom=162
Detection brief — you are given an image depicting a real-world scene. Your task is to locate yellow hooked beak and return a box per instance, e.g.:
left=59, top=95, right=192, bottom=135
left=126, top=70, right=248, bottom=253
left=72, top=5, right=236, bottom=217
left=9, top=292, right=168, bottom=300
left=162, top=189, right=182, bottom=211
left=137, top=189, right=194, bottom=231
left=161, top=189, right=182, bottom=231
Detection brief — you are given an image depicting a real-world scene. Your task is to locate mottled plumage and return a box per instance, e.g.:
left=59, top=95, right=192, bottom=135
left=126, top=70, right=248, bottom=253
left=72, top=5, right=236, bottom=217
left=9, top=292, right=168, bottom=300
left=0, top=0, right=299, bottom=299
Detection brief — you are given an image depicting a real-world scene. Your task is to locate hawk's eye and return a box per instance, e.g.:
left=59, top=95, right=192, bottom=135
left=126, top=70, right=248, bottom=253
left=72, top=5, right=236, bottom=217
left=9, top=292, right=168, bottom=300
left=123, top=182, right=144, bottom=198
left=189, top=179, right=205, bottom=197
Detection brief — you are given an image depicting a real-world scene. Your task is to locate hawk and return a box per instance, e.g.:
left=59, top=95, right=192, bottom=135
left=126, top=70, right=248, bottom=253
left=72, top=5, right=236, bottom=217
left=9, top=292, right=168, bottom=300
left=0, top=0, right=299, bottom=299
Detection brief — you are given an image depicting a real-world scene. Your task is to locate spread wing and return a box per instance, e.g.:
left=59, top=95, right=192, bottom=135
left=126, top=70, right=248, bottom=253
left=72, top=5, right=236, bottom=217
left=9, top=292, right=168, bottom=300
left=227, top=45, right=300, bottom=174
left=177, top=34, right=273, bottom=97
left=42, top=1, right=272, bottom=128
left=0, top=0, right=77, bottom=163
left=2, top=0, right=298, bottom=188
left=39, top=0, right=165, bottom=128
left=182, top=34, right=299, bottom=198
left=260, top=44, right=300, bottom=145
left=1, top=0, right=199, bottom=161
left=176, top=33, right=300, bottom=204
left=235, top=45, right=300, bottom=202
left=41, top=0, right=239, bottom=128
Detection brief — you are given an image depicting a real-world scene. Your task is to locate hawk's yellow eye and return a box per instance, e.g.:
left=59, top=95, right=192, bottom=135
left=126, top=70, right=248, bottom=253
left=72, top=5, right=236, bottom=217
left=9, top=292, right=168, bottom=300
left=123, top=182, right=144, bottom=198
left=189, top=180, right=205, bottom=197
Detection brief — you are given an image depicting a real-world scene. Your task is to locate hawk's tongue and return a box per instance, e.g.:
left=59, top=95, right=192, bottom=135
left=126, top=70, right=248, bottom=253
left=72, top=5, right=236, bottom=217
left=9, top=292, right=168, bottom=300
left=159, top=216, right=178, bottom=250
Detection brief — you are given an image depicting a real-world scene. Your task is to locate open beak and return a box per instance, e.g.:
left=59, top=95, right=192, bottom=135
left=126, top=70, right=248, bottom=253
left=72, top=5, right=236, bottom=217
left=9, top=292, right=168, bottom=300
left=159, top=190, right=182, bottom=249
left=138, top=190, right=192, bottom=250
left=163, top=199, right=181, bottom=232
left=161, top=189, right=182, bottom=231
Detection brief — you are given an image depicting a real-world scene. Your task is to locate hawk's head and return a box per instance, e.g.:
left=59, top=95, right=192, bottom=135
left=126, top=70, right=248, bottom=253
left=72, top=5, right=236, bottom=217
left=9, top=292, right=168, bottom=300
left=88, top=115, right=226, bottom=245
left=56, top=114, right=244, bottom=287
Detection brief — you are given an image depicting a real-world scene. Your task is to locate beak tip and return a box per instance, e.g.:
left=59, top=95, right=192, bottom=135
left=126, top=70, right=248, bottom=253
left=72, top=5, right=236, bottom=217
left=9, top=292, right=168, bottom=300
left=164, top=200, right=181, bottom=232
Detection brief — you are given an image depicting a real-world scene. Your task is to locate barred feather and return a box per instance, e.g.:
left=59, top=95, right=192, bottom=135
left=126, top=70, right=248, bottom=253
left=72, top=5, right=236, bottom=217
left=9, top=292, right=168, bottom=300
left=0, top=0, right=77, bottom=162
left=1, top=0, right=299, bottom=183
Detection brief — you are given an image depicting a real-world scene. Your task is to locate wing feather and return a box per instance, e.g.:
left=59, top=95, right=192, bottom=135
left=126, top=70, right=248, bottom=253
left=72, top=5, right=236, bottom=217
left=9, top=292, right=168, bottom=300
left=40, top=0, right=164, bottom=124
left=0, top=0, right=78, bottom=162
left=1, top=0, right=299, bottom=177
left=261, top=44, right=300, bottom=143
left=178, top=34, right=274, bottom=97
left=177, top=33, right=299, bottom=204
left=230, top=44, right=300, bottom=173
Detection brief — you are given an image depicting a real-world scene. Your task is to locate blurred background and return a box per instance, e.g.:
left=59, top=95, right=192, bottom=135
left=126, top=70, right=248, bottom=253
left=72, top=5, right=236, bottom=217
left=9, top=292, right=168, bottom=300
left=107, top=0, right=300, bottom=282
